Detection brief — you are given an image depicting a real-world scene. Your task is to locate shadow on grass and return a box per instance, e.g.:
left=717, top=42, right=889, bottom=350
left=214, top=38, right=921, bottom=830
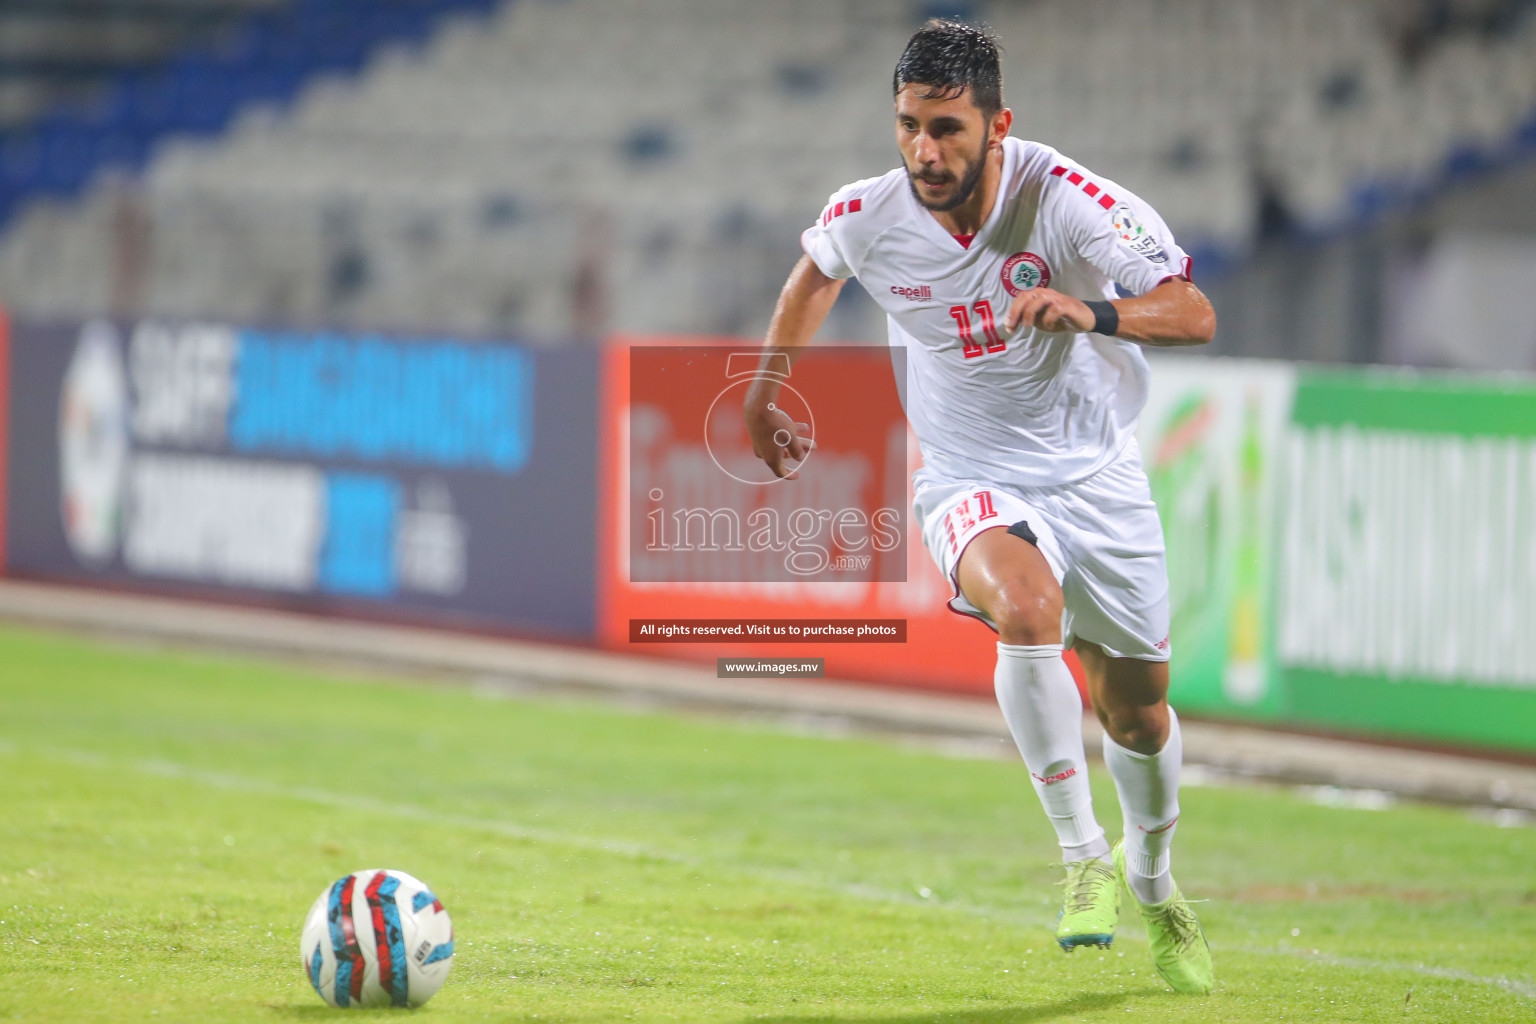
left=741, top=988, right=1163, bottom=1023
left=265, top=1007, right=407, bottom=1019
left=263, top=988, right=1165, bottom=1022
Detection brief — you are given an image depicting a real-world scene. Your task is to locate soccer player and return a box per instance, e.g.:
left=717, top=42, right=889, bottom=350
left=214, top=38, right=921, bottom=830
left=743, top=20, right=1216, bottom=994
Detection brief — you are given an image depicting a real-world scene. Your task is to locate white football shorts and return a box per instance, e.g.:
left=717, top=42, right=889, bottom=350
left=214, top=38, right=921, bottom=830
left=912, top=438, right=1171, bottom=661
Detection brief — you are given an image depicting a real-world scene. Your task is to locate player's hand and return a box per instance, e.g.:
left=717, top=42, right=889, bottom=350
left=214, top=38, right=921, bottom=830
left=744, top=399, right=814, bottom=480
left=1004, top=287, right=1094, bottom=334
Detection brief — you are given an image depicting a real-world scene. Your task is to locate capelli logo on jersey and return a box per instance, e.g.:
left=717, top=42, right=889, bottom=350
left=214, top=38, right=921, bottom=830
left=889, top=284, right=932, bottom=301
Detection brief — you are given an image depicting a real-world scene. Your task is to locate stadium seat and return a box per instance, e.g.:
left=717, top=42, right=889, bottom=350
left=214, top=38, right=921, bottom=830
left=2, top=0, right=1536, bottom=343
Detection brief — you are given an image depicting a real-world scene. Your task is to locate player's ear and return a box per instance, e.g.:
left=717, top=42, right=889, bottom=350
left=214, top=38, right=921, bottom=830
left=989, top=108, right=1013, bottom=147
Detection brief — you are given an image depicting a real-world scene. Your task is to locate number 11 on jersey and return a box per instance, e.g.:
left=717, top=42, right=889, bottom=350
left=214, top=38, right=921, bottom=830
left=949, top=300, right=1007, bottom=359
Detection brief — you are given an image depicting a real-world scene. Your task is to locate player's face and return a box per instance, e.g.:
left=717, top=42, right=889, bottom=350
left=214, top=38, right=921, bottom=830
left=895, top=85, right=995, bottom=213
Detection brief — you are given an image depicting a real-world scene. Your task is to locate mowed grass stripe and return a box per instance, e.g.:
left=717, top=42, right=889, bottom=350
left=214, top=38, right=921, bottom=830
left=1, top=741, right=1185, bottom=1022
left=5, top=742, right=1528, bottom=1023
left=10, top=738, right=1536, bottom=1005
left=1, top=624, right=1533, bottom=1021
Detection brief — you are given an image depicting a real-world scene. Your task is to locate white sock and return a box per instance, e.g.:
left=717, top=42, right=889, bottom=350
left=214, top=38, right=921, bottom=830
left=1102, top=706, right=1183, bottom=905
left=994, top=643, right=1109, bottom=863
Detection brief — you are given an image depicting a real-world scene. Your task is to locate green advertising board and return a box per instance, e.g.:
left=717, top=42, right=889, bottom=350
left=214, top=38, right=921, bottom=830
left=1141, top=358, right=1536, bottom=753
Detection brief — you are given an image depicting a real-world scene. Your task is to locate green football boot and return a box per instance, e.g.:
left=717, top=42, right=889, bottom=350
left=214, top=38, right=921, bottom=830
left=1113, top=840, right=1214, bottom=994
left=1054, top=856, right=1119, bottom=951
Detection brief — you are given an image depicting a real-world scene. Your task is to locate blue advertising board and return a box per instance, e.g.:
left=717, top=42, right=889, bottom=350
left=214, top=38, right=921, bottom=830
left=3, top=318, right=597, bottom=637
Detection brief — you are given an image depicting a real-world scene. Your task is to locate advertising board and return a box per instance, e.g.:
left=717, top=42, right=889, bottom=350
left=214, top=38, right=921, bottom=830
left=6, top=312, right=1529, bottom=751
left=1271, top=370, right=1536, bottom=750
left=1136, top=356, right=1296, bottom=714
left=3, top=318, right=598, bottom=636
left=1140, top=357, right=1536, bottom=752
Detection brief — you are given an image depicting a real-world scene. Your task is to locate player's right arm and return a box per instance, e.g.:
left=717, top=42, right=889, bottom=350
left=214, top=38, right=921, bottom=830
left=744, top=255, right=845, bottom=480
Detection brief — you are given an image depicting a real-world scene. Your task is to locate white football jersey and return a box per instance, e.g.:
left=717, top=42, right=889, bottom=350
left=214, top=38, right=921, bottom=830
left=801, top=136, right=1191, bottom=488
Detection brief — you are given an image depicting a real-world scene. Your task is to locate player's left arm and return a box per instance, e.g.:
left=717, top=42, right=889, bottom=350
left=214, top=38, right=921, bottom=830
left=1002, top=277, right=1215, bottom=347
left=1009, top=170, right=1215, bottom=346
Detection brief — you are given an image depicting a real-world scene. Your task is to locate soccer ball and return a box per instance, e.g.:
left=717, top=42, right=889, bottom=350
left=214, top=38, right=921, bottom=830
left=300, top=869, right=455, bottom=1008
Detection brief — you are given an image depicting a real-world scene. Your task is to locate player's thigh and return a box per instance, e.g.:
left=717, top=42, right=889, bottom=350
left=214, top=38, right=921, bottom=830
left=956, top=525, right=1064, bottom=644
left=914, top=479, right=1067, bottom=642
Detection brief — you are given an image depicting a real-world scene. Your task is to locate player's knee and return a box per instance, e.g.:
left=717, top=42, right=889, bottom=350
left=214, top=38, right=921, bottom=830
left=989, top=583, right=1063, bottom=646
left=1100, top=704, right=1169, bottom=755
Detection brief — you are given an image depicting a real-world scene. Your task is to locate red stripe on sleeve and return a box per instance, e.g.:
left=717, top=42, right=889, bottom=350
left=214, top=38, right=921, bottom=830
left=1098, top=194, right=1116, bottom=209
left=1050, top=165, right=1068, bottom=176
left=848, top=198, right=862, bottom=213
left=1082, top=183, right=1099, bottom=197
left=1067, top=172, right=1083, bottom=185
left=833, top=202, right=845, bottom=217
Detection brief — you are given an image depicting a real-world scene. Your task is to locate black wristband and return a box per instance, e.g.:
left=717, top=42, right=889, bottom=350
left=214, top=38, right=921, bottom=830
left=1084, top=300, right=1119, bottom=336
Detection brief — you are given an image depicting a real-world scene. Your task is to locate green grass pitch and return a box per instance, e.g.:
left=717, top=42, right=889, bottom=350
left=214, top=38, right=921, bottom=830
left=1, top=623, right=1532, bottom=1022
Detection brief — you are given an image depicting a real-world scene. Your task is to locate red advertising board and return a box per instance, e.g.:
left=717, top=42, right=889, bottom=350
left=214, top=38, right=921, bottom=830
left=597, top=338, right=1085, bottom=698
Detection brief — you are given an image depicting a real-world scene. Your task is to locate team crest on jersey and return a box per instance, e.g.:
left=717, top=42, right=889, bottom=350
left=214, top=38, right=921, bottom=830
left=1111, top=204, right=1167, bottom=263
left=1001, top=252, right=1050, bottom=296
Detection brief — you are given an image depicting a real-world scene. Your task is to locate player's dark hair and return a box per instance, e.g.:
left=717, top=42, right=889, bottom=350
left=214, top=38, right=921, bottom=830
left=892, top=19, right=1003, bottom=117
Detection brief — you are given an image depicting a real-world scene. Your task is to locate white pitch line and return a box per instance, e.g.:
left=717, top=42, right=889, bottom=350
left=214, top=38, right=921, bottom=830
left=1238, top=947, right=1536, bottom=1001
left=7, top=743, right=1533, bottom=1002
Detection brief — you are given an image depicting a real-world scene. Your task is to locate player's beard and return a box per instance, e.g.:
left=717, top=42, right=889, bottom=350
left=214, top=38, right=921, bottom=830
left=906, top=137, right=989, bottom=213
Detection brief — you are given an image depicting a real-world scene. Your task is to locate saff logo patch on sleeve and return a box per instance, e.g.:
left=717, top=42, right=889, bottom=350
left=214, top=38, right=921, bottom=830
left=1001, top=252, right=1051, bottom=296
left=1111, top=204, right=1167, bottom=263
